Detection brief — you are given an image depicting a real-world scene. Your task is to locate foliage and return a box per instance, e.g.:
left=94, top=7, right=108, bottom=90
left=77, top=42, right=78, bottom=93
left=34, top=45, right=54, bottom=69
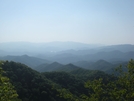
left=1, top=61, right=65, bottom=101
left=0, top=61, right=21, bottom=101
left=1, top=59, right=133, bottom=101
left=82, top=59, right=134, bottom=101
left=43, top=71, right=88, bottom=96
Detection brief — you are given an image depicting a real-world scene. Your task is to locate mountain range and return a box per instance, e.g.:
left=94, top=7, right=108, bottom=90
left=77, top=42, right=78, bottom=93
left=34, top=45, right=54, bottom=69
left=0, top=41, right=133, bottom=72
left=0, top=41, right=133, bottom=101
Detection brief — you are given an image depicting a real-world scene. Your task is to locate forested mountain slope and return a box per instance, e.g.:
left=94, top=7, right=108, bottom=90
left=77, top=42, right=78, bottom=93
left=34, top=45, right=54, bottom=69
left=1, top=61, right=65, bottom=101
left=1, top=60, right=133, bottom=101
left=0, top=61, right=114, bottom=101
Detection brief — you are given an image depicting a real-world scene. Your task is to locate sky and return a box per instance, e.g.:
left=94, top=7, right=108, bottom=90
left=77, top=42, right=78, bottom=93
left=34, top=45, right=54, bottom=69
left=0, top=0, right=134, bottom=45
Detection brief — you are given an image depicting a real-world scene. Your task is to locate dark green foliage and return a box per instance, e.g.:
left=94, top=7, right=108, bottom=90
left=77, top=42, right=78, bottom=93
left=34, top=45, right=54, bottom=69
left=1, top=60, right=112, bottom=101
left=0, top=61, right=21, bottom=101
left=1, top=61, right=65, bottom=101
left=82, top=59, right=134, bottom=101
left=68, top=67, right=115, bottom=84
left=42, top=72, right=88, bottom=96
left=1, top=59, right=132, bottom=101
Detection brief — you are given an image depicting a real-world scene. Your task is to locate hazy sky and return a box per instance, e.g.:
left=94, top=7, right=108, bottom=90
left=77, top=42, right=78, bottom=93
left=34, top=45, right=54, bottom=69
left=0, top=0, right=134, bottom=45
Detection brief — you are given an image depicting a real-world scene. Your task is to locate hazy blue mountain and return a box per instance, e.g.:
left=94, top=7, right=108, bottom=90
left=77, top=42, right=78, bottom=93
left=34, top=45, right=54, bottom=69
left=1, top=42, right=134, bottom=55
left=99, top=44, right=134, bottom=52
left=72, top=61, right=94, bottom=69
left=0, top=55, right=50, bottom=68
left=47, top=53, right=82, bottom=64
left=55, top=49, right=98, bottom=56
left=42, top=50, right=134, bottom=64
left=0, top=42, right=134, bottom=65
left=40, top=41, right=101, bottom=50
left=83, top=51, right=134, bottom=62
left=35, top=62, right=82, bottom=72
left=72, top=60, right=128, bottom=74
left=56, top=63, right=81, bottom=72
left=55, top=44, right=134, bottom=56
left=0, top=41, right=101, bottom=56
left=0, top=50, right=8, bottom=56
left=72, top=60, right=114, bottom=72
left=34, top=62, right=63, bottom=72
left=87, top=60, right=114, bottom=71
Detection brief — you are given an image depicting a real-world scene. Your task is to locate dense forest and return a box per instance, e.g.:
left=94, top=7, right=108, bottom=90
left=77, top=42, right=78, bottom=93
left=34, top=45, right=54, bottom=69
left=0, top=59, right=134, bottom=101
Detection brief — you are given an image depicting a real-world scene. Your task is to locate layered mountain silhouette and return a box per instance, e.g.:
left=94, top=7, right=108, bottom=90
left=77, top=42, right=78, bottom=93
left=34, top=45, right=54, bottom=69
left=0, top=42, right=133, bottom=73
left=0, top=55, right=50, bottom=68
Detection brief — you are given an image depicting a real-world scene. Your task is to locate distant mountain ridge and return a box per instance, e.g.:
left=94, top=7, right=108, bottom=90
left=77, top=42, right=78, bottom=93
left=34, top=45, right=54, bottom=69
left=0, top=55, right=50, bottom=68
left=34, top=62, right=81, bottom=72
left=83, top=51, right=134, bottom=62
left=0, top=42, right=134, bottom=69
left=0, top=41, right=101, bottom=56
left=34, top=60, right=127, bottom=74
left=99, top=44, right=134, bottom=52
left=45, top=50, right=134, bottom=64
left=88, top=60, right=114, bottom=71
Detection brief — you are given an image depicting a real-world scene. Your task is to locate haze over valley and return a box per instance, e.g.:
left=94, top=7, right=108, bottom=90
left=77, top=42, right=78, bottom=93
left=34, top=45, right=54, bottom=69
left=0, top=41, right=134, bottom=73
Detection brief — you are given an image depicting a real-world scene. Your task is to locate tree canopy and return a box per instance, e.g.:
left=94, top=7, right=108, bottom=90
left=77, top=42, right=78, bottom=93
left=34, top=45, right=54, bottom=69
left=0, top=59, right=133, bottom=101
left=0, top=61, right=21, bottom=101
left=82, top=59, right=134, bottom=101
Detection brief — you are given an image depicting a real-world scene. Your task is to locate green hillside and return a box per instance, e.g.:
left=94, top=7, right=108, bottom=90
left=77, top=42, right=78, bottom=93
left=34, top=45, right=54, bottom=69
left=0, top=60, right=113, bottom=101
left=0, top=60, right=133, bottom=101
left=1, top=61, right=65, bottom=101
